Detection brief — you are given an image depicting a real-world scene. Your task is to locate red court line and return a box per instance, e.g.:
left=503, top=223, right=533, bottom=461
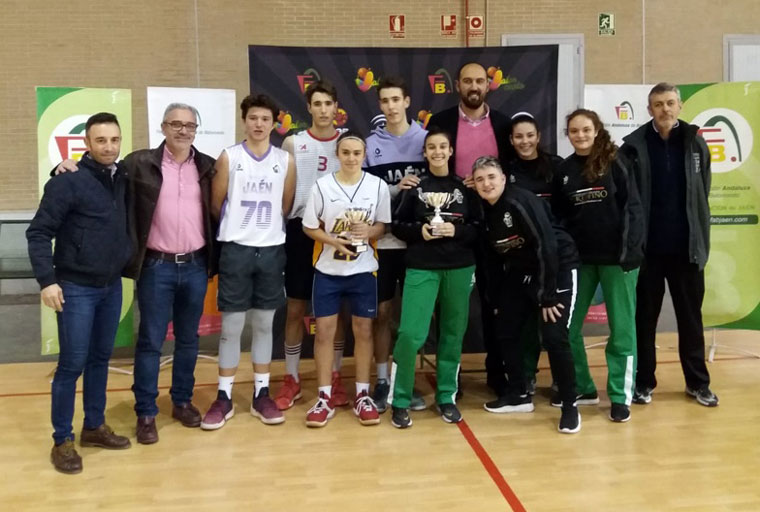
left=425, top=373, right=526, bottom=512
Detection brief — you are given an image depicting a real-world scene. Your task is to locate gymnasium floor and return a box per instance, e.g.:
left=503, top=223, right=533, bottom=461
left=2, top=331, right=759, bottom=511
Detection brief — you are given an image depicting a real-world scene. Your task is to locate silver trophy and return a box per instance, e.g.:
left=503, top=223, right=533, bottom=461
left=342, top=207, right=371, bottom=253
left=418, top=189, right=463, bottom=236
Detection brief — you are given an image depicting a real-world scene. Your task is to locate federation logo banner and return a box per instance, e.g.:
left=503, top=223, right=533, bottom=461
left=248, top=45, right=559, bottom=153
left=35, top=87, right=134, bottom=355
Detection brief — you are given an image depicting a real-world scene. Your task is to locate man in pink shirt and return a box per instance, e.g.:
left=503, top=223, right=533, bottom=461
left=122, top=104, right=218, bottom=444
left=428, top=62, right=513, bottom=397
left=54, top=103, right=217, bottom=444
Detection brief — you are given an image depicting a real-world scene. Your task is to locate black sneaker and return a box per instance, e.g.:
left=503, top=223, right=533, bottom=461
left=527, top=377, right=537, bottom=396
left=391, top=406, right=412, bottom=428
left=484, top=394, right=535, bottom=413
left=685, top=386, right=719, bottom=407
left=410, top=389, right=427, bottom=411
left=550, top=391, right=599, bottom=408
left=558, top=405, right=581, bottom=434
left=372, top=380, right=390, bottom=413
left=632, top=387, right=653, bottom=405
left=437, top=403, right=462, bottom=423
left=609, top=403, right=631, bottom=423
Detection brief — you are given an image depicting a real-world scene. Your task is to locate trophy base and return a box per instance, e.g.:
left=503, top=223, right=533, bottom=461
left=351, top=244, right=368, bottom=254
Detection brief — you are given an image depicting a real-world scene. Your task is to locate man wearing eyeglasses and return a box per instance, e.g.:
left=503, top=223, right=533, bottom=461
left=55, top=102, right=217, bottom=444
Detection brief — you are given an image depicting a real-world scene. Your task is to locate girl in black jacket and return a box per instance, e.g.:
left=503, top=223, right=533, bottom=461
left=554, top=108, right=645, bottom=423
left=473, top=156, right=582, bottom=434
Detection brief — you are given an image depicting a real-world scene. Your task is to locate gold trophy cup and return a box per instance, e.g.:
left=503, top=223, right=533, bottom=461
left=342, top=207, right=371, bottom=253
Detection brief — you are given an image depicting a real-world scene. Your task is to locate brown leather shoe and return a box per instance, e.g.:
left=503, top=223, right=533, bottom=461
left=172, top=402, right=201, bottom=427
left=80, top=424, right=131, bottom=450
left=51, top=440, right=83, bottom=474
left=136, top=416, right=158, bottom=445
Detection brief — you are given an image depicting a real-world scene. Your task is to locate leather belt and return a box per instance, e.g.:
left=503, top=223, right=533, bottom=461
left=145, top=248, right=205, bottom=264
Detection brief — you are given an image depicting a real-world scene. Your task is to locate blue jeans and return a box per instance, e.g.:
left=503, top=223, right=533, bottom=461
left=132, top=257, right=208, bottom=417
left=52, top=280, right=122, bottom=444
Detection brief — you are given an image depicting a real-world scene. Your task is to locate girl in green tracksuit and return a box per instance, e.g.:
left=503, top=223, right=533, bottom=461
left=388, top=128, right=479, bottom=428
left=554, top=109, right=645, bottom=423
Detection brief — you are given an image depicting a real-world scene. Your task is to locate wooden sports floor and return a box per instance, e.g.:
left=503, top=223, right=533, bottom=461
left=2, top=331, right=759, bottom=511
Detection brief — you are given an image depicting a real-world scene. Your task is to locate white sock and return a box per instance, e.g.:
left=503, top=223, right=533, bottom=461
left=376, top=362, right=389, bottom=382
left=218, top=375, right=235, bottom=399
left=318, top=385, right=332, bottom=398
left=285, top=342, right=301, bottom=382
left=333, top=340, right=344, bottom=372
left=356, top=382, right=370, bottom=395
left=254, top=373, right=270, bottom=398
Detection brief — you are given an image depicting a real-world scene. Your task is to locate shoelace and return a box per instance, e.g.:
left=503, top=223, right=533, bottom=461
left=355, top=395, right=376, bottom=412
left=308, top=398, right=330, bottom=414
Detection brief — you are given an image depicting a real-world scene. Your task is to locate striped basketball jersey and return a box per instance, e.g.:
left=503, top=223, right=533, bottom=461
left=289, top=129, right=343, bottom=220
left=217, top=142, right=290, bottom=247
left=302, top=171, right=391, bottom=276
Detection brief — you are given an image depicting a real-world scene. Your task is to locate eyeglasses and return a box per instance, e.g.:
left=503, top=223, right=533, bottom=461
left=163, top=121, right=198, bottom=132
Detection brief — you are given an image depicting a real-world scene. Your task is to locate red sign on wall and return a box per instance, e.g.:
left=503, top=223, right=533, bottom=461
left=390, top=15, right=405, bottom=39
left=441, top=14, right=457, bottom=37
left=467, top=15, right=485, bottom=37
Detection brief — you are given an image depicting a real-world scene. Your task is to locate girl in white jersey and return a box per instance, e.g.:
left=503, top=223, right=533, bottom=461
left=301, top=131, right=392, bottom=427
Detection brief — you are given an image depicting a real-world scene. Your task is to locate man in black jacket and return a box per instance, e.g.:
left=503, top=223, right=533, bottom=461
left=620, top=82, right=717, bottom=407
left=28, top=113, right=133, bottom=474
left=56, top=103, right=218, bottom=442
left=428, top=62, right=512, bottom=394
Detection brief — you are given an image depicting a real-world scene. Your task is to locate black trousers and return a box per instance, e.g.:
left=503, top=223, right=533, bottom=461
left=494, top=268, right=577, bottom=405
left=635, top=254, right=711, bottom=390
left=475, top=247, right=505, bottom=394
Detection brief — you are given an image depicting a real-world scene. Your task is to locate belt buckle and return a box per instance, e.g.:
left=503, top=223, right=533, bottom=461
left=174, top=252, right=190, bottom=264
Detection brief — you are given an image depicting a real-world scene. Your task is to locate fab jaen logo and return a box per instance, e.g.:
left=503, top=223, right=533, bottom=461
left=615, top=101, right=634, bottom=120
left=428, top=68, right=453, bottom=94
left=692, top=108, right=753, bottom=174
left=297, top=68, right=322, bottom=93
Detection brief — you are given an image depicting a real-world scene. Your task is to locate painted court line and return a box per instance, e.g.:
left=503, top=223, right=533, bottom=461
left=425, top=373, right=526, bottom=512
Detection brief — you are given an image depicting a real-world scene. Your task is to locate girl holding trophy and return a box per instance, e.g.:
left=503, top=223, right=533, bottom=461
left=301, top=131, right=392, bottom=427
left=388, top=128, right=480, bottom=428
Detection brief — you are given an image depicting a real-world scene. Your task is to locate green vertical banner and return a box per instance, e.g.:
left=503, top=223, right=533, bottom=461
left=36, top=87, right=134, bottom=355
left=680, top=82, right=760, bottom=329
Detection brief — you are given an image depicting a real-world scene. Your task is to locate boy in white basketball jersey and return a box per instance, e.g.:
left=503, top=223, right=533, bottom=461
left=274, top=81, right=350, bottom=412
left=302, top=131, right=392, bottom=427
left=202, top=94, right=295, bottom=430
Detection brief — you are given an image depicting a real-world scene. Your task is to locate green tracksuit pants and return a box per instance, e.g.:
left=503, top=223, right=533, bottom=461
left=389, top=266, right=475, bottom=408
left=569, top=264, right=639, bottom=405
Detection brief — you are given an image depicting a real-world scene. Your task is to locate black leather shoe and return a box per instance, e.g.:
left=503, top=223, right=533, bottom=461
left=136, top=416, right=158, bottom=445
left=172, top=402, right=201, bottom=427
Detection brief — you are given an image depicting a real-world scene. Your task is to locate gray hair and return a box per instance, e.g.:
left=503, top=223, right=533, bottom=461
left=162, top=102, right=201, bottom=125
left=648, top=82, right=681, bottom=104
left=472, top=155, right=503, bottom=174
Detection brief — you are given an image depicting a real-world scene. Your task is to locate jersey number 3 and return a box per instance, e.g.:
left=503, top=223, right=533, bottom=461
left=317, top=156, right=328, bottom=172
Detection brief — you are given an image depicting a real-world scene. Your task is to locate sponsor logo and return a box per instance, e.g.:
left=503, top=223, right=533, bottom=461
left=571, top=186, right=608, bottom=204
left=297, top=144, right=308, bottom=152
left=615, top=101, right=634, bottom=120
left=297, top=68, right=321, bottom=93
left=334, top=108, right=348, bottom=127
left=416, top=110, right=432, bottom=129
left=692, top=108, right=753, bottom=174
left=509, top=174, right=516, bottom=183
left=563, top=175, right=569, bottom=185
left=276, top=110, right=293, bottom=135
left=355, top=67, right=377, bottom=92
left=428, top=69, right=453, bottom=94
left=49, top=115, right=89, bottom=164
left=486, top=66, right=525, bottom=91
left=272, top=164, right=281, bottom=174
left=503, top=211, right=513, bottom=227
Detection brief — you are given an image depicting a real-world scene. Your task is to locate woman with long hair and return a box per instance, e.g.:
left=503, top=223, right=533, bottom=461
left=554, top=109, right=644, bottom=422
left=506, top=112, right=565, bottom=395
left=388, top=128, right=479, bottom=428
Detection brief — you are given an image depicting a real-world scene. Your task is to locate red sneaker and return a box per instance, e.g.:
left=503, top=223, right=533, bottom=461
left=305, top=392, right=335, bottom=428
left=274, top=374, right=302, bottom=411
left=200, top=391, right=235, bottom=430
left=330, top=371, right=349, bottom=407
left=353, top=390, right=380, bottom=426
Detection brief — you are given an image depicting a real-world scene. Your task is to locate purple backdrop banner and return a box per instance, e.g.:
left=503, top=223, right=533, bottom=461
left=248, top=45, right=558, bottom=153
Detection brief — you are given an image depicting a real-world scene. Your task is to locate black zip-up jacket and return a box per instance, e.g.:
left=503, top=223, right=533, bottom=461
left=392, top=174, right=479, bottom=269
left=554, top=153, right=644, bottom=270
left=121, top=141, right=218, bottom=279
left=27, top=153, right=132, bottom=289
left=620, top=120, right=711, bottom=270
left=428, top=105, right=513, bottom=168
left=482, top=187, right=579, bottom=307
left=505, top=153, right=563, bottom=200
